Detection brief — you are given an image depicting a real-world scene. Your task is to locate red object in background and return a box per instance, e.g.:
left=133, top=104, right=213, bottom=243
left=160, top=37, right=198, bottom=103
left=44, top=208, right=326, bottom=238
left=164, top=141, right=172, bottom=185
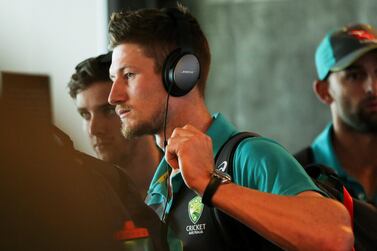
left=349, top=30, right=377, bottom=41
left=115, top=220, right=150, bottom=241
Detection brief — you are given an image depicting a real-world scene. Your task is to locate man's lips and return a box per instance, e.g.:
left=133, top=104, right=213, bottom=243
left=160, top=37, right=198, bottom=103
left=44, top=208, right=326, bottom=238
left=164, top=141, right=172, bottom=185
left=116, top=107, right=131, bottom=119
left=363, top=98, right=377, bottom=111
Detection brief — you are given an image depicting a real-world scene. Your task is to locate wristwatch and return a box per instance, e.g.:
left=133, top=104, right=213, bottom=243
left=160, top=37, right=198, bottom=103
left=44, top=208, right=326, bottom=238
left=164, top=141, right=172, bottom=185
left=202, top=169, right=232, bottom=207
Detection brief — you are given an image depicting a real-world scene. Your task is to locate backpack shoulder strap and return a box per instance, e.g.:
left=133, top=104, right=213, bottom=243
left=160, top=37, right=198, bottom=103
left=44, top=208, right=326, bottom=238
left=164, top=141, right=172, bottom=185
left=294, top=146, right=314, bottom=166
left=214, top=132, right=259, bottom=177
left=212, top=132, right=274, bottom=251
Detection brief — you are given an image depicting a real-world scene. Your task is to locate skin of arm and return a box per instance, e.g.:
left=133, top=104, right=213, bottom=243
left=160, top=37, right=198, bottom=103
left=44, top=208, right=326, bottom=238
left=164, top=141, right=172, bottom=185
left=165, top=124, right=354, bottom=251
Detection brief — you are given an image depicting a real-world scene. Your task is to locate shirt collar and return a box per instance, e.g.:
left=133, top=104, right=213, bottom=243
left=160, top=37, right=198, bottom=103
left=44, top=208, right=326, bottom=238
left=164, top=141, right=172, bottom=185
left=311, top=123, right=347, bottom=177
left=207, top=112, right=238, bottom=156
left=311, top=123, right=375, bottom=203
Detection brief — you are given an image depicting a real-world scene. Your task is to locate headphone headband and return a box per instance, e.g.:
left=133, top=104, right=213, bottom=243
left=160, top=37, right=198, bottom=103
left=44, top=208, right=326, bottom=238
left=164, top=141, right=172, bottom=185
left=164, top=8, right=192, bottom=50
left=161, top=8, right=200, bottom=97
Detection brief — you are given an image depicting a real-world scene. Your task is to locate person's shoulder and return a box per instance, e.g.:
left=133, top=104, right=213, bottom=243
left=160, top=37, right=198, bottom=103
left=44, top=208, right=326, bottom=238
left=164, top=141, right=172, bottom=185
left=233, top=135, right=299, bottom=168
left=236, top=136, right=288, bottom=156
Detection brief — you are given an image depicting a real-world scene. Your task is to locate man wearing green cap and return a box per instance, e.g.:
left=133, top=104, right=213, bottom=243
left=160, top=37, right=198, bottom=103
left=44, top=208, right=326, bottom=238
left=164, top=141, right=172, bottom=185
left=295, top=24, right=377, bottom=206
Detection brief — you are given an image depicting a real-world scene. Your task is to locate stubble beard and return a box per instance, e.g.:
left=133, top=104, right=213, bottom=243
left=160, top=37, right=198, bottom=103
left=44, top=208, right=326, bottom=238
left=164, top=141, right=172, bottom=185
left=356, top=108, right=377, bottom=133
left=120, top=108, right=165, bottom=139
left=341, top=98, right=377, bottom=133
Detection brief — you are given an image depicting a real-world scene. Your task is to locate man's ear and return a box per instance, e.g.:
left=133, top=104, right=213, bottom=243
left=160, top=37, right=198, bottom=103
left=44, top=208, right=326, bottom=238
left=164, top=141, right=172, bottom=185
left=313, top=79, right=333, bottom=105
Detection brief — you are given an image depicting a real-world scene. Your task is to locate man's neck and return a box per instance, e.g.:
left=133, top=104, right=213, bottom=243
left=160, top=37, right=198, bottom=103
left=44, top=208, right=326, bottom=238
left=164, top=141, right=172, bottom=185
left=155, top=98, right=212, bottom=150
left=332, top=121, right=377, bottom=199
left=118, top=136, right=162, bottom=198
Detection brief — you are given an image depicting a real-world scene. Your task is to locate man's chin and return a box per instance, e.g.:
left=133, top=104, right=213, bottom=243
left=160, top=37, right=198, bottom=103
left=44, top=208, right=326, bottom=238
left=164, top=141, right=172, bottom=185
left=358, top=110, right=377, bottom=132
left=120, top=114, right=163, bottom=139
left=121, top=124, right=151, bottom=139
left=96, top=152, right=116, bottom=163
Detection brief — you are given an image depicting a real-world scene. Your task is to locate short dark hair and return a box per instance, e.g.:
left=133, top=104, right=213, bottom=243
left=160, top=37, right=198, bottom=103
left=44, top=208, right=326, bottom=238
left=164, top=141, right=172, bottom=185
left=67, top=52, right=112, bottom=99
left=108, top=4, right=211, bottom=97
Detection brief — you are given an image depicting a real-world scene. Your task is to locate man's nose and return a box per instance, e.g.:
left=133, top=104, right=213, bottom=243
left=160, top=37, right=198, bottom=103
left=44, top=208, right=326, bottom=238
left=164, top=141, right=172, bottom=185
left=88, top=115, right=106, bottom=137
left=108, top=78, right=128, bottom=105
left=366, top=75, right=377, bottom=94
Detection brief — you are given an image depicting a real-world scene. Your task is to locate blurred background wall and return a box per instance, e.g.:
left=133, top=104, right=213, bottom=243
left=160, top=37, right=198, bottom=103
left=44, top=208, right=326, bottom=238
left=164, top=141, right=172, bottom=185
left=1, top=0, right=376, bottom=157
left=0, top=0, right=108, bottom=156
left=196, top=0, right=377, bottom=153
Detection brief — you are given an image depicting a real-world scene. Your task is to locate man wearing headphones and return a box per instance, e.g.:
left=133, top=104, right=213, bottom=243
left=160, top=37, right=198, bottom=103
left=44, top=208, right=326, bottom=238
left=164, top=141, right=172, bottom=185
left=295, top=24, right=377, bottom=206
left=107, top=5, right=353, bottom=251
left=68, top=52, right=161, bottom=197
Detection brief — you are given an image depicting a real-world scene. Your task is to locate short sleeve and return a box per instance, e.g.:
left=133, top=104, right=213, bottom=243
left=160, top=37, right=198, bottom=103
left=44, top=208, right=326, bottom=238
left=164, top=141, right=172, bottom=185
left=232, top=137, right=321, bottom=196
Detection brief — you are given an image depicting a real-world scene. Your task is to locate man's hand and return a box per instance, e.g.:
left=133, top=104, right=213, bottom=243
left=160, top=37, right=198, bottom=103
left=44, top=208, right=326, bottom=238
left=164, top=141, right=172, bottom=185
left=165, top=124, right=214, bottom=195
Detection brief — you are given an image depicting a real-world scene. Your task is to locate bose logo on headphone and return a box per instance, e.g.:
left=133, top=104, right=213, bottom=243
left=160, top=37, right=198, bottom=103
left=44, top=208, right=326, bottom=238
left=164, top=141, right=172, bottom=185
left=181, top=70, right=195, bottom=74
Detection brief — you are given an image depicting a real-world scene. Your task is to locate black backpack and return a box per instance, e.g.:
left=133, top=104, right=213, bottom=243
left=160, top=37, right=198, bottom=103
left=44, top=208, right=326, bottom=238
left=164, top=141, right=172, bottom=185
left=214, top=132, right=377, bottom=251
left=294, top=146, right=377, bottom=251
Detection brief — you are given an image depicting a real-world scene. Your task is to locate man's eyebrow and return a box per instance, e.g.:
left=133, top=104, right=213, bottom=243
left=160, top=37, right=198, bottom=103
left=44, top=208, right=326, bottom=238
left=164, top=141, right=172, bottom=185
left=77, top=103, right=113, bottom=112
left=345, top=64, right=363, bottom=71
left=110, top=65, right=129, bottom=75
left=110, top=65, right=129, bottom=80
left=77, top=107, right=87, bottom=113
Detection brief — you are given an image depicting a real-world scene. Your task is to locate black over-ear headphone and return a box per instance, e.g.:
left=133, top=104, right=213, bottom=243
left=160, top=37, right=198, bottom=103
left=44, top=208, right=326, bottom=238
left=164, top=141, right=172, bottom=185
left=162, top=8, right=201, bottom=97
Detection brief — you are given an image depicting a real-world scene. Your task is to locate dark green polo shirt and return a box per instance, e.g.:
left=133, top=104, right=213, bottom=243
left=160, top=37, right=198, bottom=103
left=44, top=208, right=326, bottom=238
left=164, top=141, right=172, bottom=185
left=146, top=113, right=320, bottom=251
left=312, top=123, right=377, bottom=204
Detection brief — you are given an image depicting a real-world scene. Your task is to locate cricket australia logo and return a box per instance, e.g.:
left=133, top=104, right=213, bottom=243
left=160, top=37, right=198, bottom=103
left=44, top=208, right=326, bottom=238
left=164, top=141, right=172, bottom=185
left=186, top=196, right=206, bottom=235
left=188, top=196, right=203, bottom=224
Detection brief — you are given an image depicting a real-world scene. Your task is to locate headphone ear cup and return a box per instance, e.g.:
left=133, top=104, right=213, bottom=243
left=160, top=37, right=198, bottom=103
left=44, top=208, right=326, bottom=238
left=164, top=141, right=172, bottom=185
left=162, top=49, right=200, bottom=97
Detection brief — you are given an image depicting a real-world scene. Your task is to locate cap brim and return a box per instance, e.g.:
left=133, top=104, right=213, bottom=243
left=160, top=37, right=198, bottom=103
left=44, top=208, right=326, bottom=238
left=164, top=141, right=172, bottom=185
left=331, top=44, right=377, bottom=72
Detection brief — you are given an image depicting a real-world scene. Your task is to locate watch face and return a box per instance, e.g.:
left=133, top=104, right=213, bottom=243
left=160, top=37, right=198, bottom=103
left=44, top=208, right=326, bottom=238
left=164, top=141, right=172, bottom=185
left=213, top=169, right=232, bottom=184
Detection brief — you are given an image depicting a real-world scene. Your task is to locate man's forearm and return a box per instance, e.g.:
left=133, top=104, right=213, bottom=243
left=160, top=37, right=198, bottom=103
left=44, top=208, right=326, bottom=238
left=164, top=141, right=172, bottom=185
left=208, top=183, right=354, bottom=251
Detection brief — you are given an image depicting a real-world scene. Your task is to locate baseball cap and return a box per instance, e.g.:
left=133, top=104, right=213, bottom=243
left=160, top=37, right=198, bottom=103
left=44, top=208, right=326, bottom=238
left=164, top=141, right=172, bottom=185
left=315, top=24, right=377, bottom=80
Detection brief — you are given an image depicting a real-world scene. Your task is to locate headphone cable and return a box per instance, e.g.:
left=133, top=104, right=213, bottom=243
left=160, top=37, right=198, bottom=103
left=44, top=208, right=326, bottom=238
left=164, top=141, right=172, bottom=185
left=163, top=93, right=170, bottom=150
left=161, top=90, right=171, bottom=225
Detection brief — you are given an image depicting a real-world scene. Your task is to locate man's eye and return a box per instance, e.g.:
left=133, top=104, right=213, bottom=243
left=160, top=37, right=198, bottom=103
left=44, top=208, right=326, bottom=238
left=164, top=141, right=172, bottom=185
left=79, top=111, right=91, bottom=120
left=346, top=71, right=366, bottom=81
left=104, top=106, right=116, bottom=117
left=124, top=72, right=135, bottom=79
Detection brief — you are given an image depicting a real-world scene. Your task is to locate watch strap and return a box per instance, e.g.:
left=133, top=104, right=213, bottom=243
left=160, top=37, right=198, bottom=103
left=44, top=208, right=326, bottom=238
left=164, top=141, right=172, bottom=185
left=202, top=175, right=222, bottom=207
